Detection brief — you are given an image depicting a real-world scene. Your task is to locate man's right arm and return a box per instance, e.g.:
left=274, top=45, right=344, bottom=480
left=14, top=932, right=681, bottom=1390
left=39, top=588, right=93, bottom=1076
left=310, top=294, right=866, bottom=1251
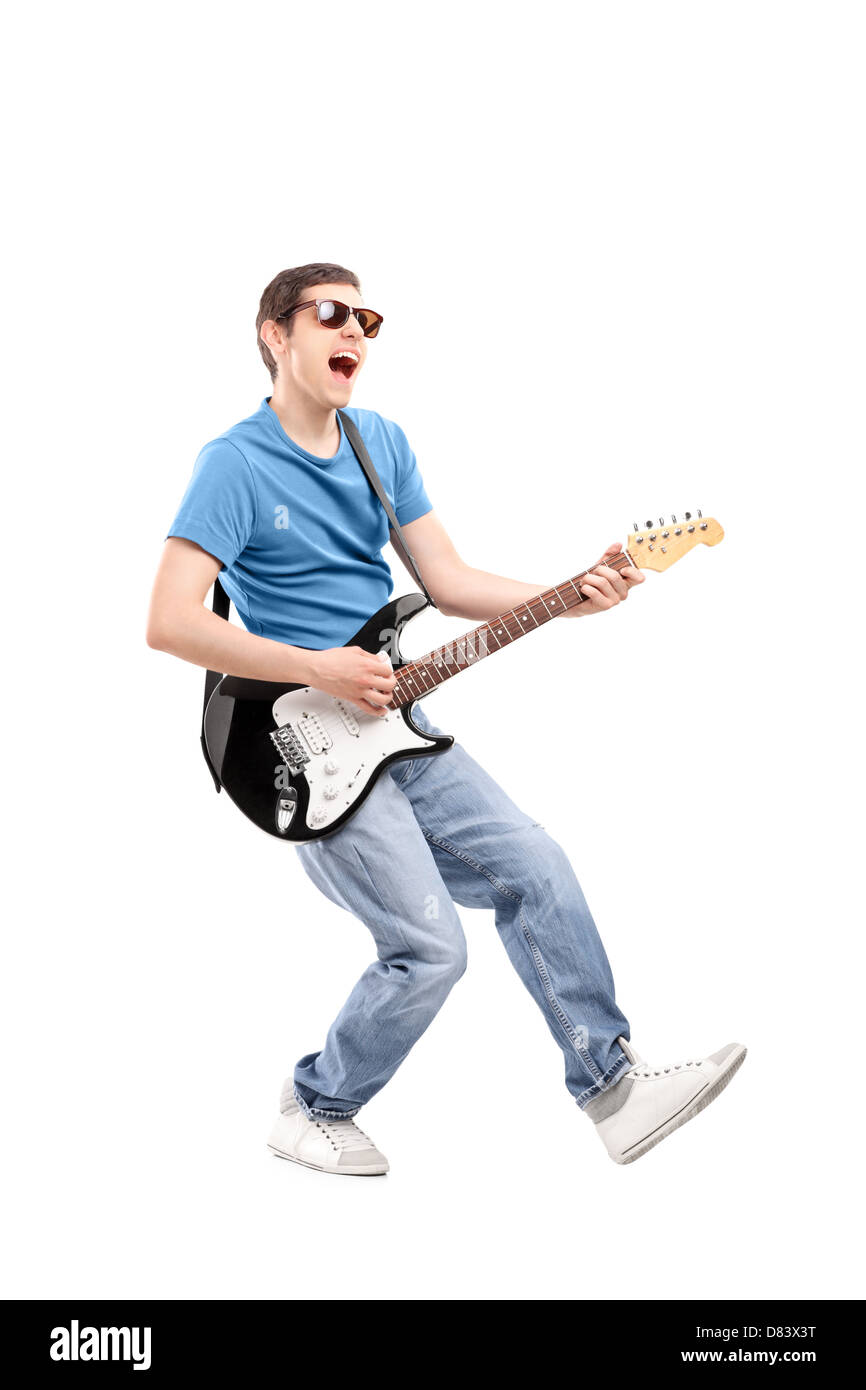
left=145, top=538, right=397, bottom=716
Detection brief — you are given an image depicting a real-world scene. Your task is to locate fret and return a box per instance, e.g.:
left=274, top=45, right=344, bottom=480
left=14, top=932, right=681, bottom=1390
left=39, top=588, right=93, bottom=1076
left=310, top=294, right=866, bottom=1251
left=546, top=585, right=567, bottom=614
left=417, top=659, right=439, bottom=691
left=392, top=674, right=411, bottom=705
left=399, top=669, right=419, bottom=698
left=425, top=652, right=447, bottom=686
left=434, top=645, right=457, bottom=676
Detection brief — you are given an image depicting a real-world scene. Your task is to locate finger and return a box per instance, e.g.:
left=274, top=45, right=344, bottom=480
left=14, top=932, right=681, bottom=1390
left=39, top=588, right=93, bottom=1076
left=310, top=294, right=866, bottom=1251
left=351, top=695, right=389, bottom=717
left=364, top=687, right=393, bottom=710
left=596, top=565, right=630, bottom=599
left=345, top=694, right=383, bottom=716
left=367, top=672, right=397, bottom=691
left=579, top=583, right=616, bottom=609
left=581, top=575, right=618, bottom=604
left=365, top=661, right=397, bottom=679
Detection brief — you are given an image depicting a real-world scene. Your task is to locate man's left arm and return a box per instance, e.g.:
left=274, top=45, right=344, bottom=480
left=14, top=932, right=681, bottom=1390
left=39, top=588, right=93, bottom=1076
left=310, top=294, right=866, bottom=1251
left=390, top=510, right=645, bottom=619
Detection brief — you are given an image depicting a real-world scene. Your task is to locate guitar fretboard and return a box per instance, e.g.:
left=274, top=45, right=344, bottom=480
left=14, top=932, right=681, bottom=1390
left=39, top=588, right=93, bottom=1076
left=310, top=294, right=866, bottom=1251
left=387, top=551, right=635, bottom=708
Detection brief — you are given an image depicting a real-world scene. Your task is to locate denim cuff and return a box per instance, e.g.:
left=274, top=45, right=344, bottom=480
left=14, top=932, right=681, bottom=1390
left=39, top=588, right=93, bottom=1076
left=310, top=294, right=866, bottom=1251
left=293, top=1085, right=361, bottom=1122
left=575, top=1047, right=633, bottom=1110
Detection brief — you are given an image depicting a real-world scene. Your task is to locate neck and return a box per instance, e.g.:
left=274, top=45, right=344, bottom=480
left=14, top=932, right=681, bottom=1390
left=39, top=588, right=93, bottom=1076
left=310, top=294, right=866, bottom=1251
left=267, top=379, right=339, bottom=454
left=387, top=551, right=636, bottom=708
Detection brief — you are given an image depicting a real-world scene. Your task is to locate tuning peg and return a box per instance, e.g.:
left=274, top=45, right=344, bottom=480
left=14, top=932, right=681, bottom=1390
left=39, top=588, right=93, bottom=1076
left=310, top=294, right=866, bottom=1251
left=658, top=517, right=663, bottom=526
left=685, top=511, right=692, bottom=520
left=645, top=520, right=652, bottom=529
left=671, top=514, right=677, bottom=523
left=633, top=522, right=639, bottom=531
left=697, top=508, right=702, bottom=518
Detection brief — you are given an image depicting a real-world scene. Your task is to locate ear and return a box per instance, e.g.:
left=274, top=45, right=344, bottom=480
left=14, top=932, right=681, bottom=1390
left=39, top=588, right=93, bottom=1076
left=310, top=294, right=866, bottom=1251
left=259, top=318, right=286, bottom=355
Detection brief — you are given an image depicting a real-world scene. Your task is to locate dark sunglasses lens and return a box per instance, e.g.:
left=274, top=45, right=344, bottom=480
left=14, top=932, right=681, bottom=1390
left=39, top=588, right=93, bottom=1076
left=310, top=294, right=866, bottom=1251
left=357, top=310, right=383, bottom=338
left=317, top=300, right=349, bottom=328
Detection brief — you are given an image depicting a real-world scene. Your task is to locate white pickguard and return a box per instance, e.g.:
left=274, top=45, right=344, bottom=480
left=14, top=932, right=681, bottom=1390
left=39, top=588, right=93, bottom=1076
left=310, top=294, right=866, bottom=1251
left=271, top=685, right=437, bottom=830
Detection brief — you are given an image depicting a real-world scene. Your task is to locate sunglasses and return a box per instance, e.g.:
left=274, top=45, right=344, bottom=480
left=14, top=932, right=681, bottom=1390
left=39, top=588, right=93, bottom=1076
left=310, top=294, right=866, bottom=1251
left=276, top=298, right=384, bottom=339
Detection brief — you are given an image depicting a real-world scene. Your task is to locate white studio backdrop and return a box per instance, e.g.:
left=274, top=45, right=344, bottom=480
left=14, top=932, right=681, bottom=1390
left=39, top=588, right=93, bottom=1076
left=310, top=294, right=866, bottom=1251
left=1, top=1, right=863, bottom=1301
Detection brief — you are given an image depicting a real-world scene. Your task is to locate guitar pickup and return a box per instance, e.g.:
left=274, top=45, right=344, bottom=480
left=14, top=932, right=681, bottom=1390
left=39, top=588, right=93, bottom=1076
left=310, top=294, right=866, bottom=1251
left=298, top=712, right=332, bottom=754
left=334, top=699, right=360, bottom=736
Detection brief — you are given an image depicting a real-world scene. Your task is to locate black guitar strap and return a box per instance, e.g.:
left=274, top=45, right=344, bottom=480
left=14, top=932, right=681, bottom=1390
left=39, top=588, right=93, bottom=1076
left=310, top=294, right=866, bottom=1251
left=201, top=575, right=230, bottom=792
left=201, top=411, right=435, bottom=792
left=337, top=410, right=438, bottom=610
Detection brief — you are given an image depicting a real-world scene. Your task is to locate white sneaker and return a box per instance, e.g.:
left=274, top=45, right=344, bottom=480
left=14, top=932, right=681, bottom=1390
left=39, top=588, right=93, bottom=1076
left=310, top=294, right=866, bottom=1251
left=267, top=1094, right=389, bottom=1176
left=585, top=1036, right=747, bottom=1164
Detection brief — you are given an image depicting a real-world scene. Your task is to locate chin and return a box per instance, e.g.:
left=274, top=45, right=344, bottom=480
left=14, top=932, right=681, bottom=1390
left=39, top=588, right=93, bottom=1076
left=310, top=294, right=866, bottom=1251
left=325, top=365, right=361, bottom=396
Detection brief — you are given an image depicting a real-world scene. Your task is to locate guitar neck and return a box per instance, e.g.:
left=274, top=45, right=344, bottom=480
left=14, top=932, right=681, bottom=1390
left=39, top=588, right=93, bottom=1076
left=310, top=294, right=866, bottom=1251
left=388, top=550, right=636, bottom=708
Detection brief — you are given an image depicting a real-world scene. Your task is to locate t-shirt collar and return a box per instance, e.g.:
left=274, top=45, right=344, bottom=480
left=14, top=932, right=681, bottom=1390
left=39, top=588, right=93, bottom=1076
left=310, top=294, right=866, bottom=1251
left=261, top=396, right=348, bottom=466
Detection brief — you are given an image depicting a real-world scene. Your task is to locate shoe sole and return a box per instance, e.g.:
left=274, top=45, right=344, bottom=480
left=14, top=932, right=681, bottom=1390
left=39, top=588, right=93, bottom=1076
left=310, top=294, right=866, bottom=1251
left=616, top=1044, right=747, bottom=1165
left=267, top=1141, right=388, bottom=1177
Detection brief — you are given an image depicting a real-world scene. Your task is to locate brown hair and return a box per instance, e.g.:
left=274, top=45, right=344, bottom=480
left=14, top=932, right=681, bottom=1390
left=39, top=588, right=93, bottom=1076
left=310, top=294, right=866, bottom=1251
left=256, top=262, right=362, bottom=382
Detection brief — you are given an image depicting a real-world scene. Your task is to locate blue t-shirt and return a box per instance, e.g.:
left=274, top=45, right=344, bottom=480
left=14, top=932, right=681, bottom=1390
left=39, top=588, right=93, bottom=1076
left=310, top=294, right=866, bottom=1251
left=166, top=397, right=433, bottom=649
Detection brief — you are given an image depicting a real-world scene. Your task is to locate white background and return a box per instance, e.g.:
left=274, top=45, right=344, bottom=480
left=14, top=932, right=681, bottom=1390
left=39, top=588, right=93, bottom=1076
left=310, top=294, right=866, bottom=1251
left=2, top=1, right=863, bottom=1301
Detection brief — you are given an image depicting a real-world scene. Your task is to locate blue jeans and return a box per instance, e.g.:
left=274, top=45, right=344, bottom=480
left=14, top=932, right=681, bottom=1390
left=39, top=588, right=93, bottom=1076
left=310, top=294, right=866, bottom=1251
left=288, top=701, right=632, bottom=1120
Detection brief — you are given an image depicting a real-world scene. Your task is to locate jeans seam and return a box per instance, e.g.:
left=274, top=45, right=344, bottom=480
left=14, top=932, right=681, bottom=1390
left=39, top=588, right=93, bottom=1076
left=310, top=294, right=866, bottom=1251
left=420, top=828, right=591, bottom=1062
left=574, top=1050, right=633, bottom=1109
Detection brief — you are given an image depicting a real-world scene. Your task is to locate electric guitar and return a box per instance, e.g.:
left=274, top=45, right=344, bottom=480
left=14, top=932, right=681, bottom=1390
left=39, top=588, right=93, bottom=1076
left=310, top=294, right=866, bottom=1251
left=203, top=513, right=723, bottom=842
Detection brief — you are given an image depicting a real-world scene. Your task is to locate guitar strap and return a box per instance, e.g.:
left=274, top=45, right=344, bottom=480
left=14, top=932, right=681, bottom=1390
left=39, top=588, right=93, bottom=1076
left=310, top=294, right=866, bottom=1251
left=337, top=410, right=438, bottom=610
left=201, top=411, right=436, bottom=792
left=201, top=575, right=230, bottom=792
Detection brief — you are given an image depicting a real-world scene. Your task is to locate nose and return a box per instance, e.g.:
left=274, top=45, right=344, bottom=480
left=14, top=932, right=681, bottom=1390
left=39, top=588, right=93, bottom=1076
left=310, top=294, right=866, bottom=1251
left=342, top=310, right=365, bottom=339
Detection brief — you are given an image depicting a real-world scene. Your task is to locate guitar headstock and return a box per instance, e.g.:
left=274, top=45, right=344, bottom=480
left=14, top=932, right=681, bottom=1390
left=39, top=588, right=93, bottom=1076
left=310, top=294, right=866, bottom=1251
left=627, top=512, right=724, bottom=572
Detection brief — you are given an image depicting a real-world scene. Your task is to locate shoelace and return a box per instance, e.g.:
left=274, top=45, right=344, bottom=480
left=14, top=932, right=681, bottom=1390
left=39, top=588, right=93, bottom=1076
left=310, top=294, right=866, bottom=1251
left=626, top=1057, right=706, bottom=1079
left=315, top=1117, right=376, bottom=1152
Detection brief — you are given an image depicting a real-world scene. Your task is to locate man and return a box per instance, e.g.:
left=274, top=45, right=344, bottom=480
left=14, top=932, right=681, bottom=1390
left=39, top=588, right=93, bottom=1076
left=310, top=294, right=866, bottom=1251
left=146, top=262, right=746, bottom=1175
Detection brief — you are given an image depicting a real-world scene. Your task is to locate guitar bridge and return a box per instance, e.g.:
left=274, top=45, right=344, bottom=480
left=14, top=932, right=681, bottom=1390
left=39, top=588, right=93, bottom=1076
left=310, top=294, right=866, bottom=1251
left=270, top=724, right=310, bottom=774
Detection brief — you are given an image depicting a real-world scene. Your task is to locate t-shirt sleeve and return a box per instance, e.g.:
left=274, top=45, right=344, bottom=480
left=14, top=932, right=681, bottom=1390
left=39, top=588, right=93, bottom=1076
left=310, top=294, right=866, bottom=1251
left=165, top=438, right=258, bottom=570
left=388, top=419, right=433, bottom=526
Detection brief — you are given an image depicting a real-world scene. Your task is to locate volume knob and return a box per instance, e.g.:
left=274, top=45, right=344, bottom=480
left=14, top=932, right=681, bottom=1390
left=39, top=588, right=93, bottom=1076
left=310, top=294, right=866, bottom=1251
left=309, top=808, right=327, bottom=826
left=323, top=759, right=340, bottom=775
left=322, top=785, right=339, bottom=800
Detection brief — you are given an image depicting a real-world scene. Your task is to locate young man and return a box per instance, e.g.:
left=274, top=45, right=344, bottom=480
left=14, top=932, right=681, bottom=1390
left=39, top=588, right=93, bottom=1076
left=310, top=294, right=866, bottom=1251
left=147, top=262, right=746, bottom=1175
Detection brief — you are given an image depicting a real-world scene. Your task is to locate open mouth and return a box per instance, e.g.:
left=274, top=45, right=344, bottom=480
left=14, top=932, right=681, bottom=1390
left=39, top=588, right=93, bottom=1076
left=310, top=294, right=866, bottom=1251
left=328, top=351, right=359, bottom=381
